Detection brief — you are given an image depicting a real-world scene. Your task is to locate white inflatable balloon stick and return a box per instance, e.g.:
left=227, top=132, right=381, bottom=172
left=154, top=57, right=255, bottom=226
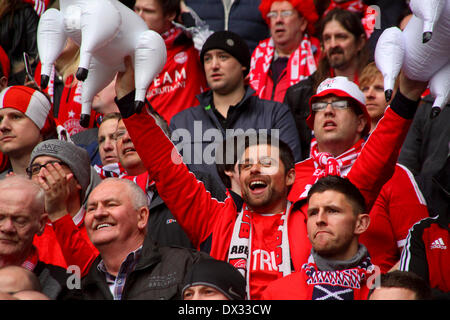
left=37, top=0, right=167, bottom=127
left=410, top=0, right=446, bottom=42
left=429, top=63, right=450, bottom=113
left=374, top=0, right=450, bottom=118
left=374, top=27, right=404, bottom=102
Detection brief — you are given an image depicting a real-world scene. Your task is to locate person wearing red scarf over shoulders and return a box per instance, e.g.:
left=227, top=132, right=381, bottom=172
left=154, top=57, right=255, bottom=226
left=284, top=8, right=370, bottom=160
left=249, top=0, right=320, bottom=103
left=134, top=0, right=207, bottom=124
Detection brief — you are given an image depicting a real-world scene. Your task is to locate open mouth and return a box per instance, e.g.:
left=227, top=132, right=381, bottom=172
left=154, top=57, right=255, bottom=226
left=96, top=223, right=113, bottom=230
left=122, top=146, right=136, bottom=155
left=323, top=120, right=337, bottom=129
left=249, top=180, right=268, bottom=193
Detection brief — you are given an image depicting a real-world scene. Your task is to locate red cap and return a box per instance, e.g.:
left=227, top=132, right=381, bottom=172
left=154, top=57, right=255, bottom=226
left=307, top=77, right=371, bottom=135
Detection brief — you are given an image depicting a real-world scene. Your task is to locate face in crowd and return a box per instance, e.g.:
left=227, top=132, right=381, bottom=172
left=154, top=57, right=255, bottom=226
left=238, top=143, right=295, bottom=214
left=322, top=19, right=365, bottom=71
left=134, top=0, right=176, bottom=34
left=267, top=1, right=307, bottom=54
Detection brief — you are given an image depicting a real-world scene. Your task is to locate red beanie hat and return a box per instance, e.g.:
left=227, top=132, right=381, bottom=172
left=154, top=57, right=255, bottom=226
left=259, top=0, right=319, bottom=35
left=0, top=86, right=55, bottom=137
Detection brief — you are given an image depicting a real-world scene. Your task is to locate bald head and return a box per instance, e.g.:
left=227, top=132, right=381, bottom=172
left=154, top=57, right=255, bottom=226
left=0, top=176, right=47, bottom=266
left=0, top=175, right=45, bottom=216
left=0, top=266, right=41, bottom=294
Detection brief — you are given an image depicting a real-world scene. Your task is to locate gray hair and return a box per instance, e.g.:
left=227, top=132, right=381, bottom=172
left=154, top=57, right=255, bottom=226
left=96, top=178, right=148, bottom=211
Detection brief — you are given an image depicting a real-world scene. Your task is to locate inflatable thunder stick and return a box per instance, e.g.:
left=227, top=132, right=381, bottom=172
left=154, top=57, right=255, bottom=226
left=37, top=0, right=167, bottom=127
left=375, top=0, right=450, bottom=118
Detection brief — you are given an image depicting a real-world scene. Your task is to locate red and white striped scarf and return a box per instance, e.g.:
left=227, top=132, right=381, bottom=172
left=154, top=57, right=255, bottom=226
left=324, top=0, right=377, bottom=39
left=228, top=203, right=292, bottom=299
left=299, top=138, right=364, bottom=199
left=249, top=35, right=317, bottom=98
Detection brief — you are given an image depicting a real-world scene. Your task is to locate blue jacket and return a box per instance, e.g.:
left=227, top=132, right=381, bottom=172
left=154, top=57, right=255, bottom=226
left=185, top=0, right=269, bottom=53
left=169, top=86, right=301, bottom=190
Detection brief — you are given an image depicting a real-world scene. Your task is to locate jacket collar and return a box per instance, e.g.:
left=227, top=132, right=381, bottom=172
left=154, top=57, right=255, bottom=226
left=83, top=236, right=162, bottom=287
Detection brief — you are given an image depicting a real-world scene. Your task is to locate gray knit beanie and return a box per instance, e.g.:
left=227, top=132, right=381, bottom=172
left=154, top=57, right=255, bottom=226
left=30, top=139, right=91, bottom=200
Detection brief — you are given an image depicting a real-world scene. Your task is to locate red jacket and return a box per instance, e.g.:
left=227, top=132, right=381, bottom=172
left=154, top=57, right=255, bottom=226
left=146, top=28, right=207, bottom=123
left=360, top=164, right=429, bottom=273
left=120, top=94, right=413, bottom=299
left=32, top=212, right=99, bottom=277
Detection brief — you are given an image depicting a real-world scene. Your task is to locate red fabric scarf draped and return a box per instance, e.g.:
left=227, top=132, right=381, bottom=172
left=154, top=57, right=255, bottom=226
left=250, top=35, right=317, bottom=99
left=299, top=138, right=364, bottom=199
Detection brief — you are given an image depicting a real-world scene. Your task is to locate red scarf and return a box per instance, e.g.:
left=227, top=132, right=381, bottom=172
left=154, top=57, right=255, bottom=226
left=324, top=0, right=377, bottom=39
left=299, top=138, right=364, bottom=199
left=250, top=35, right=317, bottom=99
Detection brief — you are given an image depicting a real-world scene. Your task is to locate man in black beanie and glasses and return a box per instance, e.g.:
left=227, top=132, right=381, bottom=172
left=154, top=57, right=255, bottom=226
left=169, top=30, right=301, bottom=196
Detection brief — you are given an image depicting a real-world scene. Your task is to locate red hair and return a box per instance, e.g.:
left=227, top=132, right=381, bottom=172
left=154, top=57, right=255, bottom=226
left=259, top=0, right=319, bottom=35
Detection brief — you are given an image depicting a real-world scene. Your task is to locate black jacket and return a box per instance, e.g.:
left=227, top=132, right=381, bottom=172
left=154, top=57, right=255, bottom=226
left=398, top=96, right=450, bottom=217
left=283, top=73, right=317, bottom=161
left=34, top=261, right=71, bottom=300
left=0, top=2, right=39, bottom=85
left=79, top=236, right=209, bottom=300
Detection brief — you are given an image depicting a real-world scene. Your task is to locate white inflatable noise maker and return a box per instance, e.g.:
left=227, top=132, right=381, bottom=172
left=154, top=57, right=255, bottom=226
left=37, top=0, right=167, bottom=127
left=375, top=0, right=450, bottom=118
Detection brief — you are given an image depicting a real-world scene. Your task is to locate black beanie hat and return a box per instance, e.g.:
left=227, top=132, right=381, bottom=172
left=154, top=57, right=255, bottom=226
left=181, top=259, right=246, bottom=300
left=200, top=31, right=251, bottom=76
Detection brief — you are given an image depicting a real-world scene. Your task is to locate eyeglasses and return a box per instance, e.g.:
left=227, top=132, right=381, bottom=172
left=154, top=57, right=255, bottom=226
left=26, top=160, right=64, bottom=177
left=311, top=100, right=350, bottom=112
left=266, top=10, right=295, bottom=19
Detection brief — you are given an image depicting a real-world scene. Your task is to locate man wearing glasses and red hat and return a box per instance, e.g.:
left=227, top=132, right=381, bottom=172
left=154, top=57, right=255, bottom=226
left=249, top=0, right=320, bottom=103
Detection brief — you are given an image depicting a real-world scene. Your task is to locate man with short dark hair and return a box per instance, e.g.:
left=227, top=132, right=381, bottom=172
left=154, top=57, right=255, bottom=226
left=262, top=175, right=374, bottom=300
left=133, top=0, right=206, bottom=123
left=368, top=270, right=432, bottom=300
left=169, top=30, right=301, bottom=194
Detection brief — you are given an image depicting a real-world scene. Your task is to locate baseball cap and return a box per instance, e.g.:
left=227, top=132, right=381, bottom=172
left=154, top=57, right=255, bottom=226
left=307, top=76, right=371, bottom=135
